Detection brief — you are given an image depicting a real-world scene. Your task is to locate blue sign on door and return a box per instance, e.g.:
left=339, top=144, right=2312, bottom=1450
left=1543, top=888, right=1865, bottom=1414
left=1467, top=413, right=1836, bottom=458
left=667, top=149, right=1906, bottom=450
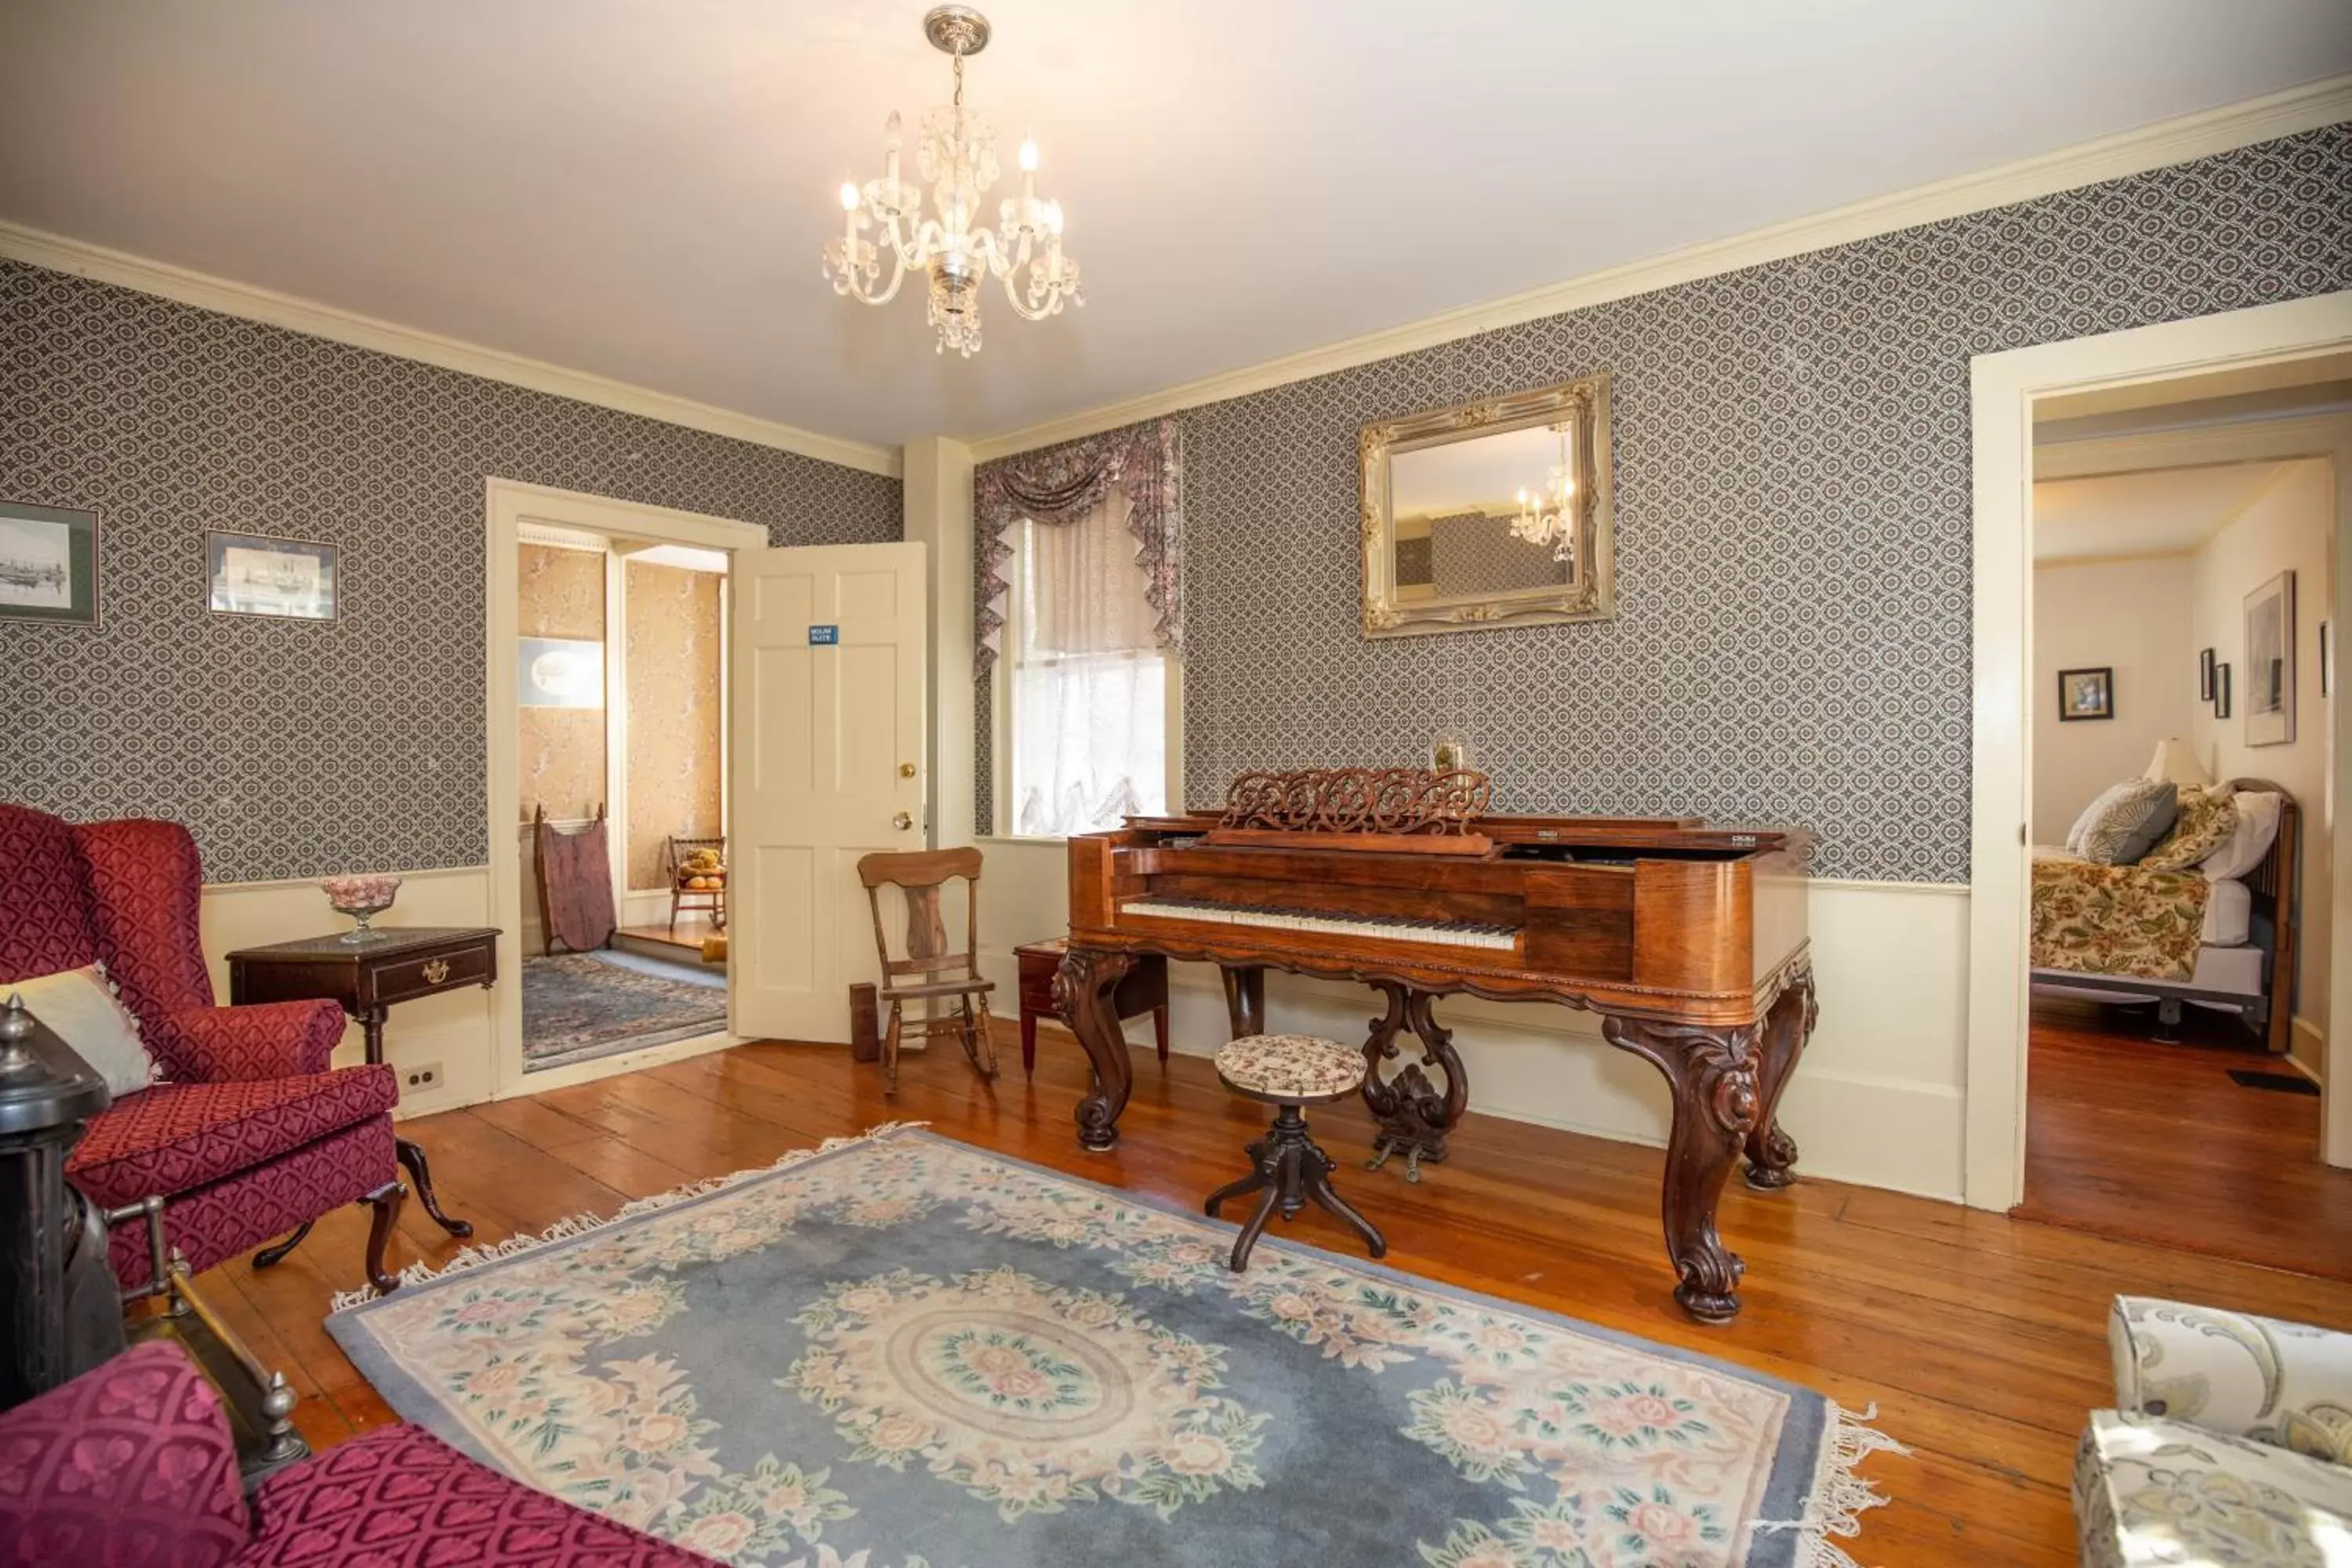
left=808, top=624, right=839, bottom=645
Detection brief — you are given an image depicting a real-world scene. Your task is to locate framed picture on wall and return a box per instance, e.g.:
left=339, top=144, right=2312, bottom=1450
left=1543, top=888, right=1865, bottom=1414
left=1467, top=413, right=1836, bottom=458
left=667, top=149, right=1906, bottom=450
left=207, top=531, right=339, bottom=620
left=2214, top=662, right=2232, bottom=720
left=2057, top=666, right=2113, bottom=722
left=518, top=637, right=605, bottom=708
left=0, top=500, right=100, bottom=627
left=2199, top=647, right=2216, bottom=700
left=2321, top=619, right=2332, bottom=697
left=2243, top=570, right=2295, bottom=746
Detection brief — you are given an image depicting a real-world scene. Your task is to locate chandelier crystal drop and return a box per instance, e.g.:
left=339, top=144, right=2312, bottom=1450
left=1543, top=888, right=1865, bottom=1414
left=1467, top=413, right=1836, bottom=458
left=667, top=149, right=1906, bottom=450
left=1508, top=423, right=1578, bottom=561
left=822, top=5, right=1082, bottom=358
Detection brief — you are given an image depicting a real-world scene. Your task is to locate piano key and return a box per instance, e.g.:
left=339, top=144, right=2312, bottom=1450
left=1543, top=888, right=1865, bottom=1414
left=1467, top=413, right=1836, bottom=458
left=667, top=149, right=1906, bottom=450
left=1119, top=898, right=1519, bottom=951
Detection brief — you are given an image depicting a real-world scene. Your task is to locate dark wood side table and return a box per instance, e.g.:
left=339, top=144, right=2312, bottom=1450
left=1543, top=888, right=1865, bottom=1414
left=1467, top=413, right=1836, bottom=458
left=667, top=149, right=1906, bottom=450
left=1014, top=937, right=1168, bottom=1076
left=227, top=926, right=496, bottom=1245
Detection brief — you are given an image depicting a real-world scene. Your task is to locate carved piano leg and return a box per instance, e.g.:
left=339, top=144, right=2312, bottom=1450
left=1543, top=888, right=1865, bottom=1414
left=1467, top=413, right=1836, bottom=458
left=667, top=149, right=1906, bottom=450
left=1219, top=965, right=1265, bottom=1039
left=1602, top=1014, right=1762, bottom=1323
left=1360, top=983, right=1469, bottom=1181
left=1744, top=968, right=1816, bottom=1191
left=1054, top=947, right=1137, bottom=1152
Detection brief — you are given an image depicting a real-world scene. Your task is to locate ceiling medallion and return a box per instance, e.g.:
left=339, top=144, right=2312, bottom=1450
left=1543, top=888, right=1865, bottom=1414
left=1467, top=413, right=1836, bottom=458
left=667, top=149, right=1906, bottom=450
left=822, top=5, right=1082, bottom=358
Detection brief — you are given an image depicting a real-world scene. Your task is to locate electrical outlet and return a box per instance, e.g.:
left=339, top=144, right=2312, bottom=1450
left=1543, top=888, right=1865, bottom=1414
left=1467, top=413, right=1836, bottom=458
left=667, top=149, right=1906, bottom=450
left=404, top=1062, right=442, bottom=1092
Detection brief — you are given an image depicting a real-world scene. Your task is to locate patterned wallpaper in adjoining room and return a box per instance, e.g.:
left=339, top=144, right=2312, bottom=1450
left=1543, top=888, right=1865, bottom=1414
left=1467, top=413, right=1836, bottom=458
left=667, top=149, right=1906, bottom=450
left=0, top=260, right=900, bottom=883
left=976, top=122, right=2352, bottom=882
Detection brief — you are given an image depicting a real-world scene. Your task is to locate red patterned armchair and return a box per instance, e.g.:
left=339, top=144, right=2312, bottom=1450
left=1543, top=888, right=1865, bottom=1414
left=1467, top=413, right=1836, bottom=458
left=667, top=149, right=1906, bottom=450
left=0, top=804, right=404, bottom=1296
left=0, top=1341, right=716, bottom=1567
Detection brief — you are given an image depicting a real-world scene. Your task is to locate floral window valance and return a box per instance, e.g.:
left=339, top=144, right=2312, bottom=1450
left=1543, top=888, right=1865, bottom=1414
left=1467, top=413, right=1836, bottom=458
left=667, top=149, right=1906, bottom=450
left=974, top=418, right=1183, bottom=673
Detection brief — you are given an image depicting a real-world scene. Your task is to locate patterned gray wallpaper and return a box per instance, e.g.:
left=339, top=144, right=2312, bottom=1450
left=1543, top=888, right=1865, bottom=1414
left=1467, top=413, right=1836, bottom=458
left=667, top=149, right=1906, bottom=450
left=982, top=123, right=2350, bottom=881
left=0, top=260, right=900, bottom=884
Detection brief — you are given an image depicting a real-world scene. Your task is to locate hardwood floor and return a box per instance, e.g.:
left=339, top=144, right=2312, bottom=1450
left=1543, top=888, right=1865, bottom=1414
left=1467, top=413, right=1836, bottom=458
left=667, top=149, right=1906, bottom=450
left=194, top=1022, right=2352, bottom=1566
left=2017, top=996, right=2352, bottom=1279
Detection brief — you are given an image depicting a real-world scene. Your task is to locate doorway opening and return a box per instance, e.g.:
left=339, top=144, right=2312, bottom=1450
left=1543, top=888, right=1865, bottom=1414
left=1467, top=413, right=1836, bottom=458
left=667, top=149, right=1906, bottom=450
left=485, top=481, right=769, bottom=1098
left=2018, top=367, right=2352, bottom=1272
left=1965, top=292, right=2352, bottom=1260
left=516, top=521, right=732, bottom=1073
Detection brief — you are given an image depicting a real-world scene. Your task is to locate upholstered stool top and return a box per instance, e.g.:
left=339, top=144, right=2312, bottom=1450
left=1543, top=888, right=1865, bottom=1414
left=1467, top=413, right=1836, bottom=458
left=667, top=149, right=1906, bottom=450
left=1214, top=1033, right=1364, bottom=1102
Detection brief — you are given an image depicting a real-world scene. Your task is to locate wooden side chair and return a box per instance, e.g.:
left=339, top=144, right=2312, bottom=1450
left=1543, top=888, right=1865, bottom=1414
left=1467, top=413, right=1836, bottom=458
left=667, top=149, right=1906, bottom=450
left=665, top=833, right=728, bottom=935
left=855, top=848, right=1000, bottom=1095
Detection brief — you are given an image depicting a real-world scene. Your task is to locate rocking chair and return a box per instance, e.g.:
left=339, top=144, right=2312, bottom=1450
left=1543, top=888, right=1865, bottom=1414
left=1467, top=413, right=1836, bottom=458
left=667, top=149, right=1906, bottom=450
left=855, top=848, right=999, bottom=1094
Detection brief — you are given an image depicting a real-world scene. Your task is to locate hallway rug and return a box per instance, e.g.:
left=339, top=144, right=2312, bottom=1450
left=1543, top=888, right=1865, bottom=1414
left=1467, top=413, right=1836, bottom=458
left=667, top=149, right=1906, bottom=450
left=522, top=951, right=729, bottom=1070
left=328, top=1127, right=1896, bottom=1568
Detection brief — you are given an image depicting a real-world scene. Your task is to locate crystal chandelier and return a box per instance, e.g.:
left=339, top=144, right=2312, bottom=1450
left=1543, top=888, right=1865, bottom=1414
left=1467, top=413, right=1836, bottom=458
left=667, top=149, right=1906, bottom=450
left=1509, top=423, right=1578, bottom=560
left=822, top=6, right=1082, bottom=358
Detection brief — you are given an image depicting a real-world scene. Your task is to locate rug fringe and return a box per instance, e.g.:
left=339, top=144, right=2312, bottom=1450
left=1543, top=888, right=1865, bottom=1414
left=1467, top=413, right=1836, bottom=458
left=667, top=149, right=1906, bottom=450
left=329, top=1121, right=927, bottom=1313
left=1750, top=1400, right=1907, bottom=1568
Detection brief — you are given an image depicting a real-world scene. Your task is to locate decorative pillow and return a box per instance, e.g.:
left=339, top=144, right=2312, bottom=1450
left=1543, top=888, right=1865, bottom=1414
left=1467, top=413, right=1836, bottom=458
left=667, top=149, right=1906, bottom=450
left=2066, top=781, right=2140, bottom=854
left=2076, top=779, right=2178, bottom=866
left=5, top=963, right=154, bottom=1096
left=2202, top=790, right=2285, bottom=880
left=2140, top=786, right=2241, bottom=872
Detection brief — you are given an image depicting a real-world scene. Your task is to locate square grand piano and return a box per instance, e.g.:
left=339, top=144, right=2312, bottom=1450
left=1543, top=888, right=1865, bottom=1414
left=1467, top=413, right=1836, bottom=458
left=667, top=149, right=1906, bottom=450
left=1054, top=768, right=1817, bottom=1322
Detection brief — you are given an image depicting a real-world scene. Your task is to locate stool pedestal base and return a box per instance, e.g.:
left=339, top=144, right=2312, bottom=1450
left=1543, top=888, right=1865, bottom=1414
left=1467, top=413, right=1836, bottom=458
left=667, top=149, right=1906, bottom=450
left=1205, top=1102, right=1387, bottom=1272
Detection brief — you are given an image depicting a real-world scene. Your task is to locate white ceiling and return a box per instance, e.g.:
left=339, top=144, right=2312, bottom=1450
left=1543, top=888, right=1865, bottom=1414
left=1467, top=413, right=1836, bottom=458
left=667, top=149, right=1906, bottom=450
left=2, top=2, right=2347, bottom=451
left=2032, top=462, right=2293, bottom=561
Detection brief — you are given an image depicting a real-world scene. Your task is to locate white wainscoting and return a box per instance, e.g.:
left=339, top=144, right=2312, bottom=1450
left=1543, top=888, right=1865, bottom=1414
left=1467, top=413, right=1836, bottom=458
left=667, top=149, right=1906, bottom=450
left=196, top=866, right=498, bottom=1120
left=969, top=837, right=1971, bottom=1202
left=194, top=844, right=1974, bottom=1200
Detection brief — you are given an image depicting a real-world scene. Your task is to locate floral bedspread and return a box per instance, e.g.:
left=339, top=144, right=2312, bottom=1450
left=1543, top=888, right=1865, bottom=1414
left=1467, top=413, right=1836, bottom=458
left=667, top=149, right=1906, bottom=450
left=2031, top=848, right=2212, bottom=982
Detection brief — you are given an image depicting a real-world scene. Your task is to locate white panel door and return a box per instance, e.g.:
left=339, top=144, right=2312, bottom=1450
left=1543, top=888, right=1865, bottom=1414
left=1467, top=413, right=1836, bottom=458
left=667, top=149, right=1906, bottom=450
left=729, top=541, right=927, bottom=1042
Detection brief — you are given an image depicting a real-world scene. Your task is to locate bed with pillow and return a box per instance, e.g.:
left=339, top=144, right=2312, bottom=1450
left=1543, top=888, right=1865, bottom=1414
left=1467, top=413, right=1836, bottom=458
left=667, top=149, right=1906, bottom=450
left=2031, top=776, right=2299, bottom=1050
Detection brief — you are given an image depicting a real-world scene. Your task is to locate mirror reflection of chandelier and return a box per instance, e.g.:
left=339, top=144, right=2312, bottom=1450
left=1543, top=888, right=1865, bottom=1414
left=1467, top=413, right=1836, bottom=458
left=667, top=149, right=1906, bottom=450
left=822, top=6, right=1083, bottom=358
left=1508, top=423, right=1578, bottom=560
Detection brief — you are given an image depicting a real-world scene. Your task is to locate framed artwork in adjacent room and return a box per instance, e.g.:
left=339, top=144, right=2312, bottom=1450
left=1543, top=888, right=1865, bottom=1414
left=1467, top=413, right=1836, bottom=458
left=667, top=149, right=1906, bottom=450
left=2199, top=646, right=2216, bottom=700
left=2057, top=666, right=2113, bottom=721
left=2213, top=662, right=2233, bottom=720
left=518, top=637, right=605, bottom=708
left=0, top=500, right=100, bottom=627
left=207, top=531, right=339, bottom=621
left=2243, top=569, right=2295, bottom=746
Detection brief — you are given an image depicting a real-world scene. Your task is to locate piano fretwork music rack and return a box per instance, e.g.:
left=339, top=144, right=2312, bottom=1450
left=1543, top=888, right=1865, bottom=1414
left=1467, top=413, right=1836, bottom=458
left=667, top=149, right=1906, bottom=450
left=1054, top=772, right=1817, bottom=1323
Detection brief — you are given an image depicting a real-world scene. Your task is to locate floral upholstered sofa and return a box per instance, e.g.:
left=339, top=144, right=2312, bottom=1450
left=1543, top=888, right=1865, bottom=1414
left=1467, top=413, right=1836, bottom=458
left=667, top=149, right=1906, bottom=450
left=2076, top=1295, right=2351, bottom=1566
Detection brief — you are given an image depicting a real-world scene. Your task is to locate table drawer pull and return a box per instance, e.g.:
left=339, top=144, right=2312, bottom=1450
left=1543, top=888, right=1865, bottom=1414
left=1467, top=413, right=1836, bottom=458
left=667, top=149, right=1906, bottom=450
left=421, top=958, right=451, bottom=985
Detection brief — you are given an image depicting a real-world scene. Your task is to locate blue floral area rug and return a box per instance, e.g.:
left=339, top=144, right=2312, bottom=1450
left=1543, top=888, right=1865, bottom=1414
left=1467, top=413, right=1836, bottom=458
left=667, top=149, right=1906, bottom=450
left=328, top=1127, right=1896, bottom=1567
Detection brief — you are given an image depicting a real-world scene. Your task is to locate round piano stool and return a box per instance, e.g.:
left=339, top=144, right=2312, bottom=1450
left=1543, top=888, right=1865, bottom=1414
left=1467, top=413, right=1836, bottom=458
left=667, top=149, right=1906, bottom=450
left=1204, top=1034, right=1388, bottom=1272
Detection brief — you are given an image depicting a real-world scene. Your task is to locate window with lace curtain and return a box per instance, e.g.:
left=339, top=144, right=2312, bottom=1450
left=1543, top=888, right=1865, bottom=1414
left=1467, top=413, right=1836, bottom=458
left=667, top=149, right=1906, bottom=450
left=1002, top=485, right=1172, bottom=837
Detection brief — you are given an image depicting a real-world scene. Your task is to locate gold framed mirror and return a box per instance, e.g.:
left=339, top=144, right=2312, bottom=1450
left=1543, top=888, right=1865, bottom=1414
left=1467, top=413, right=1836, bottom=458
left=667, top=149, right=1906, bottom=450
left=1359, top=372, right=1613, bottom=637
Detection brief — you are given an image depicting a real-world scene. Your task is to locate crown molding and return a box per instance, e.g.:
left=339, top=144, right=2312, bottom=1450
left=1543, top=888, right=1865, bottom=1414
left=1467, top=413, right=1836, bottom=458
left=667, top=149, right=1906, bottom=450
left=2034, top=410, right=2352, bottom=480
left=967, top=74, right=2352, bottom=462
left=0, top=220, right=902, bottom=479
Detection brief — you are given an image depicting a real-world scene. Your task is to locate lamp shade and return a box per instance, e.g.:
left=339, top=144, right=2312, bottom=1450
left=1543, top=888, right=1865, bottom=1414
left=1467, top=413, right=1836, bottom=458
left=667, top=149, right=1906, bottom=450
left=2144, top=736, right=2209, bottom=787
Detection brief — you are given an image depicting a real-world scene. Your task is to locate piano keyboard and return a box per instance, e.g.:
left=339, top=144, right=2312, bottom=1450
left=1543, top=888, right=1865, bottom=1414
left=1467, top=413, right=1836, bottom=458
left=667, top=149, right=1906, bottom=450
left=1119, top=898, right=1520, bottom=951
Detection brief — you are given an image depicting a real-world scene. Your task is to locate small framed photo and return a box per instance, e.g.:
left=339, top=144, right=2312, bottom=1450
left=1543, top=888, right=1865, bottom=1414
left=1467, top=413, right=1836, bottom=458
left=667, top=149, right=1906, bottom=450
left=208, top=531, right=339, bottom=620
left=2057, top=666, right=2113, bottom=722
left=2213, top=662, right=2233, bottom=720
left=0, top=500, right=100, bottom=627
left=2198, top=647, right=2216, bottom=700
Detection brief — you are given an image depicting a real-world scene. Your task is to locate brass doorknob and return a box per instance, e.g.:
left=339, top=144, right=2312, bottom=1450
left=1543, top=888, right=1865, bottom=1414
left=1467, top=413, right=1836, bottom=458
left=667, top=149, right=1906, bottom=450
left=892, top=811, right=914, bottom=831
left=898, top=762, right=916, bottom=779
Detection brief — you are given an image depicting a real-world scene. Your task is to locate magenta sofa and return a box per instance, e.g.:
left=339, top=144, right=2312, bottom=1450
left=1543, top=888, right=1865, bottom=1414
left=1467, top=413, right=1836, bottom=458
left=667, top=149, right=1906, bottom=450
left=0, top=1341, right=717, bottom=1567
